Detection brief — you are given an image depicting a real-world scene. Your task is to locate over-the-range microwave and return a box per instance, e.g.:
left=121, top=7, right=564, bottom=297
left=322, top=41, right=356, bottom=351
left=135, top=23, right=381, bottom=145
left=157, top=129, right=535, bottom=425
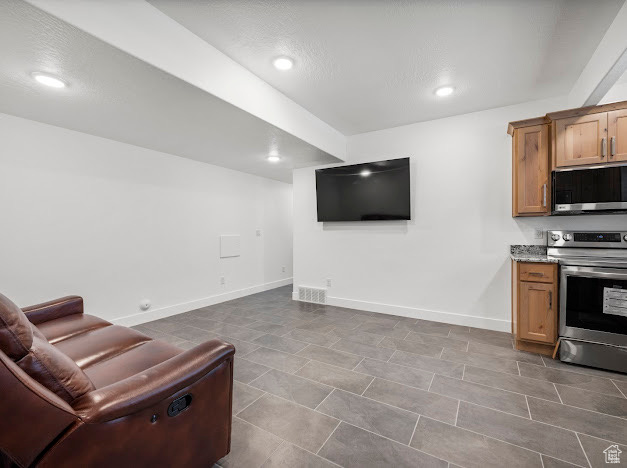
left=553, top=164, right=627, bottom=215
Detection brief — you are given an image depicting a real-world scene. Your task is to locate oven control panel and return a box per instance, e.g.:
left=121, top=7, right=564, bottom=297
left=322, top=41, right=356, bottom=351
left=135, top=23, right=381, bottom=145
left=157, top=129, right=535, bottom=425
left=548, top=231, right=627, bottom=248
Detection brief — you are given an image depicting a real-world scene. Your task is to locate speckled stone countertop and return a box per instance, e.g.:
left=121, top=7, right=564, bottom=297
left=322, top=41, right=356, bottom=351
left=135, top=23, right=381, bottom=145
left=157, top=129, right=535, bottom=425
left=510, top=245, right=557, bottom=263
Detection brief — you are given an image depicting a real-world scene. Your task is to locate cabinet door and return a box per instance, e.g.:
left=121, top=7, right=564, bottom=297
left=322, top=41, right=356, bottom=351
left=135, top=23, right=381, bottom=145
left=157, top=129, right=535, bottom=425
left=555, top=113, right=608, bottom=167
left=513, top=125, right=549, bottom=215
left=608, top=109, right=627, bottom=162
left=518, top=282, right=556, bottom=344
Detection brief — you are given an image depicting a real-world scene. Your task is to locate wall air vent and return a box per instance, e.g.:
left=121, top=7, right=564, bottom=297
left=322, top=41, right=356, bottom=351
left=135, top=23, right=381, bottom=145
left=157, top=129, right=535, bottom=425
left=298, top=286, right=327, bottom=305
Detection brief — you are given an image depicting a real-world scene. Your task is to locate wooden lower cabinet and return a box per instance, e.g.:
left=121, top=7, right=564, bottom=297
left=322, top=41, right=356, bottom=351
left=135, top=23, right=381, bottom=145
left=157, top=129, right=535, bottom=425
left=512, top=261, right=558, bottom=356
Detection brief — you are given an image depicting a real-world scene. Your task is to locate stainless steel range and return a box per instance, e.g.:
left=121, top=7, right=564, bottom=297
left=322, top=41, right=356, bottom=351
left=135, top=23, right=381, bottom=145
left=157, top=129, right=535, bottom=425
left=547, top=231, right=627, bottom=373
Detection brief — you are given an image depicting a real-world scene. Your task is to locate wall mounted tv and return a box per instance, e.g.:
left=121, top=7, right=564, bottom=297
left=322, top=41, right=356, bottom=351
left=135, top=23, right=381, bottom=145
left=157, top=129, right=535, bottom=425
left=315, top=157, right=410, bottom=222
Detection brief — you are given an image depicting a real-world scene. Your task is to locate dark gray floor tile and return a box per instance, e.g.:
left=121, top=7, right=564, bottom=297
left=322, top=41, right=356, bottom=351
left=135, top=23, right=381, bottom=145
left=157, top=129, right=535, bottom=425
left=296, top=361, right=374, bottom=394
left=253, top=313, right=297, bottom=326
left=312, top=316, right=363, bottom=331
left=234, top=358, right=271, bottom=384
left=233, top=381, right=265, bottom=415
left=362, top=315, right=400, bottom=328
left=297, top=344, right=363, bottom=370
left=528, top=397, right=627, bottom=445
left=389, top=350, right=464, bottom=378
left=398, top=319, right=452, bottom=337
left=296, top=321, right=337, bottom=334
left=141, top=318, right=186, bottom=334
left=176, top=340, right=197, bottom=350
left=404, top=331, right=468, bottom=351
left=541, top=456, right=581, bottom=468
left=542, top=356, right=627, bottom=382
left=615, top=379, right=627, bottom=396
left=218, top=314, right=260, bottom=328
left=218, top=417, right=282, bottom=468
left=250, top=322, right=293, bottom=335
left=212, top=323, right=267, bottom=342
left=249, top=369, right=332, bottom=409
left=430, top=374, right=529, bottom=418
left=354, top=358, right=433, bottom=390
left=238, top=394, right=339, bottom=453
left=363, top=378, right=458, bottom=424
left=518, top=363, right=623, bottom=397
left=244, top=347, right=310, bottom=374
left=378, top=337, right=443, bottom=358
left=326, top=328, right=384, bottom=346
left=228, top=308, right=264, bottom=318
left=577, top=433, right=627, bottom=468
left=214, top=335, right=260, bottom=357
left=440, top=348, right=519, bottom=375
left=449, top=328, right=514, bottom=349
left=252, top=334, right=309, bottom=354
left=463, top=365, right=560, bottom=402
left=260, top=441, right=337, bottom=468
left=182, top=316, right=224, bottom=331
left=467, top=341, right=543, bottom=365
left=331, top=339, right=395, bottom=361
left=356, top=322, right=409, bottom=339
left=456, top=402, right=588, bottom=466
left=319, top=422, right=447, bottom=468
left=169, top=325, right=219, bottom=343
left=410, top=417, right=542, bottom=468
left=317, top=389, right=418, bottom=444
left=286, top=328, right=340, bottom=347
left=555, top=384, right=627, bottom=418
left=131, top=324, right=168, bottom=339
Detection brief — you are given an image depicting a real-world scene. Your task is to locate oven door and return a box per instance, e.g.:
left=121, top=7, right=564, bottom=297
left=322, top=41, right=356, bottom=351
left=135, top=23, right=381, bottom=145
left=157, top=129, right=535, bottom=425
left=560, top=265, right=627, bottom=347
left=553, top=165, right=627, bottom=213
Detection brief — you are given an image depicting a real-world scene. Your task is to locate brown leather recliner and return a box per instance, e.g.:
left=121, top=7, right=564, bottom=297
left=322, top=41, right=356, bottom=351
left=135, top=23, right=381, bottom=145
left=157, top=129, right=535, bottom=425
left=0, top=293, right=235, bottom=468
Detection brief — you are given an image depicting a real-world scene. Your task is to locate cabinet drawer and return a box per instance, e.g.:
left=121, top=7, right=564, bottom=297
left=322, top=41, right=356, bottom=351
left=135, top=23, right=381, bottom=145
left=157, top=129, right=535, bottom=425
left=519, top=263, right=555, bottom=283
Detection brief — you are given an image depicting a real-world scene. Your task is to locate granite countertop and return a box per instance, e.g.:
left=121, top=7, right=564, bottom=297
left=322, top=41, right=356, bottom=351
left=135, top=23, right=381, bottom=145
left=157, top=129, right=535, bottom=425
left=510, top=245, right=557, bottom=263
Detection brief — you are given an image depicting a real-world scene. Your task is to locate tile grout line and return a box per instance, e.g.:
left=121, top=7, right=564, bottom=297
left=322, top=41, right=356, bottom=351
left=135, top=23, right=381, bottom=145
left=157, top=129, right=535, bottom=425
left=234, top=391, right=267, bottom=417
left=360, top=376, right=376, bottom=396
left=575, top=432, right=592, bottom=468
left=524, top=395, right=531, bottom=419
left=611, top=379, right=627, bottom=399
left=427, top=373, right=436, bottom=392
left=409, top=415, right=420, bottom=445
left=256, top=440, right=285, bottom=468
left=315, top=420, right=342, bottom=456
left=351, top=356, right=365, bottom=371
left=454, top=400, right=461, bottom=426
left=553, top=383, right=564, bottom=404
left=313, top=388, right=336, bottom=411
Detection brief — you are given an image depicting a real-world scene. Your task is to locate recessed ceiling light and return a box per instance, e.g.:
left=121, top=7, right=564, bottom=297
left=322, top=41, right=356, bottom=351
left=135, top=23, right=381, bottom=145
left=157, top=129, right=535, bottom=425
left=31, top=72, right=67, bottom=88
left=267, top=155, right=281, bottom=163
left=360, top=169, right=371, bottom=177
left=435, top=86, right=454, bottom=97
left=273, top=56, right=294, bottom=71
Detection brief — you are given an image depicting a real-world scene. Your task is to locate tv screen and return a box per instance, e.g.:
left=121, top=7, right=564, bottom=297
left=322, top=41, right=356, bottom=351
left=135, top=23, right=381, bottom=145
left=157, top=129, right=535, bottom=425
left=315, top=157, right=411, bottom=222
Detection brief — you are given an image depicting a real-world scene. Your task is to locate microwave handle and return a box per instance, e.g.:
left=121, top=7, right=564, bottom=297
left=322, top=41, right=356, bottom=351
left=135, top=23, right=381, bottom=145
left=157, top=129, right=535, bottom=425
left=542, top=184, right=547, bottom=207
left=602, top=137, right=607, bottom=157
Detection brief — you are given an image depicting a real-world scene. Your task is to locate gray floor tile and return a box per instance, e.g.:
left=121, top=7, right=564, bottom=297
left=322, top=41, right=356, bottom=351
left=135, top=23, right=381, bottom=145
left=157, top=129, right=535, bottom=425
left=577, top=433, right=627, bottom=468
left=182, top=316, right=224, bottom=331
left=252, top=334, right=309, bottom=354
left=404, top=331, right=468, bottom=351
left=296, top=361, right=374, bottom=394
left=233, top=381, right=265, bottom=415
left=356, top=322, right=409, bottom=339
left=218, top=314, right=260, bottom=328
left=463, top=365, right=560, bottom=402
left=297, top=344, right=363, bottom=370
left=410, top=417, right=542, bottom=468
left=249, top=369, right=332, bottom=409
left=542, top=356, right=627, bottom=382
left=319, top=422, right=447, bottom=468
left=398, top=319, right=452, bottom=337
left=354, top=358, right=433, bottom=390
left=313, top=316, right=363, bottom=331
left=141, top=318, right=186, bottom=334
left=250, top=322, right=293, bottom=335
left=212, top=323, right=267, bottom=342
left=555, top=384, right=627, bottom=418
left=540, top=456, right=581, bottom=468
left=287, top=328, right=340, bottom=347
left=449, top=328, right=514, bottom=349
left=218, top=417, right=282, bottom=468
left=244, top=347, right=310, bottom=374
left=153, top=333, right=187, bottom=346
left=456, top=402, right=588, bottom=466
left=260, top=441, right=337, bottom=468
left=518, top=363, right=623, bottom=397
left=429, top=374, right=529, bottom=418
left=528, top=397, right=627, bottom=445
left=326, top=328, right=384, bottom=346
left=169, top=325, right=219, bottom=343
left=615, top=379, right=627, bottom=397
left=296, top=321, right=337, bottom=334
left=389, top=350, right=464, bottom=378
left=214, top=335, right=260, bottom=357
left=467, top=341, right=544, bottom=365
left=363, top=378, right=458, bottom=424
left=176, top=340, right=198, bottom=350
left=238, top=394, right=339, bottom=453
left=317, top=389, right=418, bottom=444
left=228, top=308, right=264, bottom=318
left=378, top=336, right=443, bottom=358
left=234, top=358, right=271, bottom=384
left=331, top=339, right=395, bottom=361
left=440, top=348, right=519, bottom=375
left=361, top=315, right=400, bottom=328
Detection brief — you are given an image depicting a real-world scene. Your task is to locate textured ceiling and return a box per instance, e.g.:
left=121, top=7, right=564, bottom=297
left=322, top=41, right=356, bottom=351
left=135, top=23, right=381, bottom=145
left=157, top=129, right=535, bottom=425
left=0, top=0, right=341, bottom=183
left=150, top=0, right=624, bottom=135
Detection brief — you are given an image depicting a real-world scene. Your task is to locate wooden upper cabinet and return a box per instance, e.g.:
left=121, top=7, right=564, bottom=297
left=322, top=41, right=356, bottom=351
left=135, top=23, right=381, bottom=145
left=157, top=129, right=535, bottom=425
left=518, top=281, right=556, bottom=344
left=554, top=113, right=608, bottom=167
left=512, top=124, right=549, bottom=216
left=608, top=109, right=627, bottom=162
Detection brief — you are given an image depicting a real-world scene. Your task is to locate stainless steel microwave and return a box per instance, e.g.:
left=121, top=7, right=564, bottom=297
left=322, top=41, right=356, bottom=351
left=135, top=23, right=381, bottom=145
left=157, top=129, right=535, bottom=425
left=553, top=164, right=627, bottom=214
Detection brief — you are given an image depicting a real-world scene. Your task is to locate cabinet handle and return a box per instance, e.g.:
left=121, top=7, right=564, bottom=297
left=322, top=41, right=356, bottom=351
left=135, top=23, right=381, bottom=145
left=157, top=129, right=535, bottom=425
left=542, top=184, right=547, bottom=207
left=602, top=137, right=607, bottom=157
left=549, top=291, right=552, bottom=309
left=611, top=136, right=616, bottom=157
left=528, top=272, right=544, bottom=277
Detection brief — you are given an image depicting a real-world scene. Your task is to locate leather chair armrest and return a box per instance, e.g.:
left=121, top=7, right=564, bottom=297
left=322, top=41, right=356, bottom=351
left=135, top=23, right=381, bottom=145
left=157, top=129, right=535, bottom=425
left=71, top=339, right=235, bottom=423
left=22, top=296, right=84, bottom=325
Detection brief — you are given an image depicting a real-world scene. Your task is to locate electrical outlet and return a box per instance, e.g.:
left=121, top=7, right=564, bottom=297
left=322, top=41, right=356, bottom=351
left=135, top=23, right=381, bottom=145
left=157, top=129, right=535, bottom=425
left=256, top=229, right=262, bottom=237
left=282, top=266, right=286, bottom=273
left=326, top=278, right=332, bottom=288
left=220, top=276, right=225, bottom=285
left=534, top=229, right=544, bottom=240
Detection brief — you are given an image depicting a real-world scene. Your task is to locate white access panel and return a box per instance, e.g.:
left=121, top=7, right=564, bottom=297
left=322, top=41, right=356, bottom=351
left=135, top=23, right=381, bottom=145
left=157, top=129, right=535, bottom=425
left=220, top=235, right=241, bottom=258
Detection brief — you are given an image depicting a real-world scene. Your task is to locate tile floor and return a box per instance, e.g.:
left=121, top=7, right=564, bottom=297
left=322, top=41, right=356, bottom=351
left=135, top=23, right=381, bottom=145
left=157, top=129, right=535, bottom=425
left=134, top=285, right=627, bottom=468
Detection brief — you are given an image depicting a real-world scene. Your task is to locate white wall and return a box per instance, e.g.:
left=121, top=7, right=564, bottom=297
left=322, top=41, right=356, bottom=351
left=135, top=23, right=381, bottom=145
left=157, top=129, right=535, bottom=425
left=0, top=113, right=293, bottom=325
left=293, top=92, right=627, bottom=332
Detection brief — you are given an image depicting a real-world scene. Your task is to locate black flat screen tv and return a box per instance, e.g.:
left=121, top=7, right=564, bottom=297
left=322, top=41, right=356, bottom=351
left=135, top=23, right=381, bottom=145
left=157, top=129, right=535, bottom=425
left=315, top=157, right=410, bottom=222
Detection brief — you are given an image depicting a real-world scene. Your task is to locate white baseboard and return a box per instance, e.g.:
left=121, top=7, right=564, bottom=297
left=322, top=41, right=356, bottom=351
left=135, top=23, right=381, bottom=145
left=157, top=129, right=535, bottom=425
left=291, top=291, right=510, bottom=332
left=112, top=278, right=293, bottom=327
